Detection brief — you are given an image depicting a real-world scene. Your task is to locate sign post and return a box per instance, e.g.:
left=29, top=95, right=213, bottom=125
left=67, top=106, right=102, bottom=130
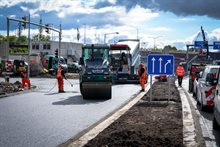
left=147, top=54, right=174, bottom=102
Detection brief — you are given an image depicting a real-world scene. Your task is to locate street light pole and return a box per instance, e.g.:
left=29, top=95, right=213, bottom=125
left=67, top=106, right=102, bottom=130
left=148, top=36, right=162, bottom=51
left=104, top=32, right=119, bottom=44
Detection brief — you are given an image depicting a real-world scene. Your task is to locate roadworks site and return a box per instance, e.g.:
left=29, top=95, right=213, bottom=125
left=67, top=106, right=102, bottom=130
left=0, top=75, right=206, bottom=147
left=61, top=79, right=206, bottom=147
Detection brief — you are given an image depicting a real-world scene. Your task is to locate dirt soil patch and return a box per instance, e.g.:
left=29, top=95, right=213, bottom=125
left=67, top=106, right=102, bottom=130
left=84, top=80, right=183, bottom=147
left=0, top=81, right=22, bottom=95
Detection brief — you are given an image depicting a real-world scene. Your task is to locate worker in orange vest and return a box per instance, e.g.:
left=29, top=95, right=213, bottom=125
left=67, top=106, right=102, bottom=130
left=20, top=68, right=31, bottom=90
left=56, top=64, right=66, bottom=93
left=176, top=63, right=185, bottom=87
left=138, top=63, right=147, bottom=92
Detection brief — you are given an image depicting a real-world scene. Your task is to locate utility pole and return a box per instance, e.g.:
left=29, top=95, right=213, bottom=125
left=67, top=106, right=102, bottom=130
left=38, top=17, right=42, bottom=40
left=7, top=17, right=9, bottom=60
left=27, top=13, right=31, bottom=79
left=59, top=24, right=61, bottom=60
left=84, top=24, right=86, bottom=44
left=148, top=36, right=162, bottom=51
left=18, top=22, right=21, bottom=37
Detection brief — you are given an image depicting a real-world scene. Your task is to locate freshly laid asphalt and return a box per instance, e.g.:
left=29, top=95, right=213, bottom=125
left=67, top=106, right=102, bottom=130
left=0, top=78, right=140, bottom=147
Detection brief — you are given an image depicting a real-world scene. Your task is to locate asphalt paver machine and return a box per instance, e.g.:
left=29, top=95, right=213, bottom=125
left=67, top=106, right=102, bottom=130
left=109, top=44, right=139, bottom=84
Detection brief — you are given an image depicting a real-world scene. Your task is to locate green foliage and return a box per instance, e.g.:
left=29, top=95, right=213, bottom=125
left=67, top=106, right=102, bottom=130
left=32, top=34, right=51, bottom=41
left=17, top=36, right=28, bottom=43
left=0, top=35, right=28, bottom=43
left=0, top=35, right=6, bottom=41
left=9, top=47, right=28, bottom=54
left=163, top=45, right=178, bottom=51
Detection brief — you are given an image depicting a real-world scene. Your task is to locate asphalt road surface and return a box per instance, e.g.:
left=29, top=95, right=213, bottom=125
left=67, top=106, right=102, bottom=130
left=0, top=78, right=140, bottom=147
left=182, top=78, right=220, bottom=147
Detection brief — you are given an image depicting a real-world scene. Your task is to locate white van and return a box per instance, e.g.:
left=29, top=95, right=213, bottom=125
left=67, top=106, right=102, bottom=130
left=196, top=65, right=220, bottom=111
left=213, top=68, right=220, bottom=129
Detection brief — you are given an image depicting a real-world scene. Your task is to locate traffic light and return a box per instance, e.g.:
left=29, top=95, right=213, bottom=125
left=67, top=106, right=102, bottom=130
left=22, top=16, right=27, bottom=29
left=45, top=24, right=50, bottom=34
left=55, top=49, right=58, bottom=57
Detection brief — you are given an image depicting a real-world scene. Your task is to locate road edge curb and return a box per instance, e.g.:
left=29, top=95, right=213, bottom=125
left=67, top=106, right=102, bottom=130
left=175, top=81, right=197, bottom=146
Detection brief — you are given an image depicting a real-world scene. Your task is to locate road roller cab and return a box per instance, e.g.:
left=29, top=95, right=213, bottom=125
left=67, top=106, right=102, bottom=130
left=79, top=44, right=112, bottom=99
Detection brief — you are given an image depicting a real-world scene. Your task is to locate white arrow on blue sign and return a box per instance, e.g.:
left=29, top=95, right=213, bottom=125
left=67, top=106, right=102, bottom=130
left=147, top=54, right=174, bottom=75
left=214, top=41, right=220, bottom=50
left=194, top=41, right=208, bottom=49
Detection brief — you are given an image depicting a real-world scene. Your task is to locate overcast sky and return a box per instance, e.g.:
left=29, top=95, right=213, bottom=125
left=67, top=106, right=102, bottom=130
left=1, top=0, right=220, bottom=49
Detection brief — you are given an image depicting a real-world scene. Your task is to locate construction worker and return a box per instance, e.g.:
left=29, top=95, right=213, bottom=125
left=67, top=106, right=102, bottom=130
left=138, top=63, right=147, bottom=92
left=20, top=68, right=31, bottom=90
left=56, top=64, right=66, bottom=93
left=191, top=66, right=197, bottom=81
left=176, top=63, right=185, bottom=87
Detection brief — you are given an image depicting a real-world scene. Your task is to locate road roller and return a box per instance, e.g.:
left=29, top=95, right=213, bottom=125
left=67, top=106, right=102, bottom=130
left=79, top=44, right=112, bottom=99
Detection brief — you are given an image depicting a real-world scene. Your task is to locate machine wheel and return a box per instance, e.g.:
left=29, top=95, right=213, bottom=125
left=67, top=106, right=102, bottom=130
left=213, top=116, right=220, bottom=130
left=200, top=92, right=206, bottom=111
left=80, top=83, right=83, bottom=95
left=188, top=80, right=192, bottom=92
left=196, top=89, right=200, bottom=105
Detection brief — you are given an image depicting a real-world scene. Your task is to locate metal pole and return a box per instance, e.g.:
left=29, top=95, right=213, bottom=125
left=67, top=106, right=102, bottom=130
left=59, top=24, right=61, bottom=60
left=186, top=45, right=189, bottom=75
left=154, top=38, right=156, bottom=51
left=27, top=13, right=31, bottom=79
left=84, top=24, right=86, bottom=44
left=150, top=75, right=152, bottom=102
left=104, top=34, right=106, bottom=44
left=168, top=76, right=170, bottom=102
left=7, top=17, right=9, bottom=60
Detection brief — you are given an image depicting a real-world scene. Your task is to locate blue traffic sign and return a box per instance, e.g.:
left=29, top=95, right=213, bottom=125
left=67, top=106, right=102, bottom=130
left=194, top=41, right=208, bottom=49
left=213, top=41, right=220, bottom=49
left=147, top=54, right=174, bottom=75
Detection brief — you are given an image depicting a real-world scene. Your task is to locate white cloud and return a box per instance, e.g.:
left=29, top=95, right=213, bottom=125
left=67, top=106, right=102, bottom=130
left=178, top=17, right=195, bottom=22
left=9, top=14, right=16, bottom=18
left=148, top=27, right=172, bottom=32
left=20, top=6, right=28, bottom=11
left=0, top=0, right=38, bottom=7
left=108, top=0, right=116, bottom=4
left=118, top=5, right=159, bottom=27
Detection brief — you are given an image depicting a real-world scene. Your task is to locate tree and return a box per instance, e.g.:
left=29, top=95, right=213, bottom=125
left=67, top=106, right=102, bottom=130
left=8, top=35, right=17, bottom=42
left=17, top=36, right=28, bottom=43
left=32, top=34, right=50, bottom=41
left=0, top=35, right=6, bottom=41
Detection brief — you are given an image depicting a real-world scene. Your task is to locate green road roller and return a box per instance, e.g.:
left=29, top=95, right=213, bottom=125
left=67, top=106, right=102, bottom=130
left=79, top=44, right=112, bottom=99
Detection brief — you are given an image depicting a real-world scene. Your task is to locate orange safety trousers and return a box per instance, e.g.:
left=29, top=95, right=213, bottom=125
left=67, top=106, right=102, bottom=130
left=57, top=76, right=63, bottom=91
left=22, top=78, right=31, bottom=89
left=138, top=64, right=147, bottom=90
left=140, top=74, right=146, bottom=90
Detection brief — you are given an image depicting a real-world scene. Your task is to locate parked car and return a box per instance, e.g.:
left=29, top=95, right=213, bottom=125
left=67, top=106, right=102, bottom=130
left=154, top=75, right=167, bottom=82
left=189, top=63, right=206, bottom=93
left=213, top=67, right=220, bottom=130
left=1, top=59, right=28, bottom=76
left=196, top=65, right=220, bottom=111
left=67, top=62, right=82, bottom=73
left=192, top=65, right=206, bottom=97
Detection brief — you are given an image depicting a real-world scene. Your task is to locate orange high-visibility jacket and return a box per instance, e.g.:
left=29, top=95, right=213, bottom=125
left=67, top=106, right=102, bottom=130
left=138, top=64, right=146, bottom=79
left=176, top=66, right=185, bottom=77
left=57, top=68, right=62, bottom=78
